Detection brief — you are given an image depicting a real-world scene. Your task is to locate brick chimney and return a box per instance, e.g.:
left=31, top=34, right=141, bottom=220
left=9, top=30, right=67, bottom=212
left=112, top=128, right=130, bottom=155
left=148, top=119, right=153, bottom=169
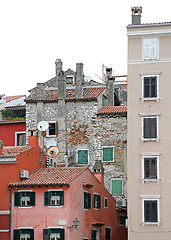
left=0, top=140, right=4, bottom=155
left=131, top=6, right=142, bottom=25
left=76, top=63, right=84, bottom=98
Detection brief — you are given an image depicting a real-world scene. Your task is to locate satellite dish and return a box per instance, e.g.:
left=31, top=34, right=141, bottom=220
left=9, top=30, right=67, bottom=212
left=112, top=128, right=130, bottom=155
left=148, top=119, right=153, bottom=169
left=84, top=75, right=91, bottom=82
left=47, top=146, right=59, bottom=158
left=37, top=121, right=49, bottom=132
left=46, top=139, right=57, bottom=149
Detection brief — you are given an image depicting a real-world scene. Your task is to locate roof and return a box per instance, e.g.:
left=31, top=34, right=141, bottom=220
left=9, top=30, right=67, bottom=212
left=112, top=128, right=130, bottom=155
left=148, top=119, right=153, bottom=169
left=26, top=87, right=105, bottom=102
left=127, top=22, right=171, bottom=28
left=97, top=106, right=127, bottom=115
left=6, top=95, right=25, bottom=102
left=0, top=119, right=26, bottom=124
left=8, top=167, right=88, bottom=187
left=1, top=146, right=33, bottom=156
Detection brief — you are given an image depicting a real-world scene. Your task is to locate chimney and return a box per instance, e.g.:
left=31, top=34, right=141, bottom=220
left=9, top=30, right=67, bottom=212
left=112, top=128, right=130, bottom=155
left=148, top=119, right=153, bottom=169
left=106, top=68, right=115, bottom=106
left=55, top=59, right=63, bottom=76
left=76, top=63, right=84, bottom=98
left=93, top=160, right=104, bottom=185
left=0, top=140, right=4, bottom=155
left=131, top=6, right=142, bottom=25
left=28, top=136, right=39, bottom=148
left=58, top=70, right=66, bottom=100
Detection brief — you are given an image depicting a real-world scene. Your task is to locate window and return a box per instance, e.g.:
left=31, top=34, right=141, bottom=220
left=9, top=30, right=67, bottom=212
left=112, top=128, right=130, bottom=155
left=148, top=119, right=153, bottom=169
left=93, top=193, right=101, bottom=209
left=43, top=229, right=64, bottom=240
left=112, top=179, right=122, bottom=194
left=142, top=116, right=158, bottom=140
left=143, top=157, right=158, bottom=180
left=143, top=38, right=158, bottom=60
left=91, top=230, right=99, bottom=240
left=44, top=190, right=64, bottom=206
left=104, top=197, right=108, bottom=208
left=14, top=191, right=35, bottom=207
left=105, top=227, right=111, bottom=240
left=119, top=215, right=126, bottom=226
left=143, top=76, right=157, bottom=98
left=14, top=229, right=34, bottom=240
left=47, top=122, right=57, bottom=136
left=77, top=150, right=88, bottom=165
left=15, top=132, right=26, bottom=146
left=84, top=191, right=91, bottom=209
left=66, top=75, right=74, bottom=84
left=142, top=198, right=159, bottom=224
left=103, top=147, right=114, bottom=162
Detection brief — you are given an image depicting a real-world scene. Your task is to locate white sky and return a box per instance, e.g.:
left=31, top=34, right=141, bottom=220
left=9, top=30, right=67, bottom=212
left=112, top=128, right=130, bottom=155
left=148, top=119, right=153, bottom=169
left=0, top=0, right=170, bottom=96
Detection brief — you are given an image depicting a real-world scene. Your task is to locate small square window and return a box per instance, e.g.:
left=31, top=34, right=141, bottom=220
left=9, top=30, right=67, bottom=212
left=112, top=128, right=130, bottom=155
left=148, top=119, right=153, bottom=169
left=84, top=192, right=91, bottom=209
left=143, top=199, right=159, bottom=223
left=77, top=150, right=88, bottom=165
left=142, top=117, right=158, bottom=140
left=104, top=197, right=108, bottom=208
left=43, top=229, right=64, bottom=240
left=143, top=38, right=158, bottom=60
left=47, top=122, right=57, bottom=136
left=103, top=147, right=114, bottom=162
left=119, top=215, right=126, bottom=226
left=14, top=229, right=34, bottom=240
left=144, top=76, right=157, bottom=98
left=15, top=132, right=26, bottom=146
left=144, top=157, right=157, bottom=179
left=14, top=192, right=35, bottom=207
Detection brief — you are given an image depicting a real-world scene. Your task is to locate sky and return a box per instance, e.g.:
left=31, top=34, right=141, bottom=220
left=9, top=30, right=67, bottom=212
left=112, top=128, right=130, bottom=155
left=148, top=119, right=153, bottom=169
left=0, top=0, right=171, bottom=96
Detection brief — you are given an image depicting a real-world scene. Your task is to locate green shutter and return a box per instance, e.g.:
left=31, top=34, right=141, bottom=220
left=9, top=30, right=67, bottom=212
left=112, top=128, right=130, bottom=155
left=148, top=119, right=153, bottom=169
left=78, top=150, right=88, bottom=164
left=14, top=192, right=20, bottom=206
left=43, top=229, right=49, bottom=240
left=88, top=193, right=91, bottom=209
left=60, top=191, right=64, bottom=205
left=98, top=195, right=101, bottom=208
left=84, top=192, right=87, bottom=209
left=30, top=192, right=35, bottom=206
left=103, top=148, right=113, bottom=162
left=102, top=97, right=104, bottom=107
left=30, top=229, right=34, bottom=240
left=112, top=180, right=122, bottom=194
left=44, top=192, right=49, bottom=206
left=14, top=229, right=20, bottom=240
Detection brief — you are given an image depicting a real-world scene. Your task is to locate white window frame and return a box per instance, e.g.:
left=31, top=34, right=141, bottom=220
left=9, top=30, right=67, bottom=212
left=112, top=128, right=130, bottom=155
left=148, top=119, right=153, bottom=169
left=18, top=190, right=33, bottom=209
left=46, top=121, right=57, bottom=137
left=15, top=131, right=26, bottom=146
left=141, top=196, right=160, bottom=225
left=140, top=73, right=160, bottom=101
left=77, top=149, right=89, bottom=165
left=111, top=178, right=123, bottom=195
left=102, top=146, right=114, bottom=162
left=93, top=192, right=100, bottom=210
left=47, top=189, right=63, bottom=208
left=142, top=37, right=159, bottom=61
left=141, top=114, right=159, bottom=142
left=104, top=197, right=108, bottom=208
left=142, top=155, right=160, bottom=183
left=66, top=75, right=75, bottom=84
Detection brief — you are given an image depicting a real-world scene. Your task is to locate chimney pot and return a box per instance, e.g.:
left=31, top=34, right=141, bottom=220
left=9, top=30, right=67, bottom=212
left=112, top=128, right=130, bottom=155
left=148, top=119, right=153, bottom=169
left=131, top=6, right=142, bottom=25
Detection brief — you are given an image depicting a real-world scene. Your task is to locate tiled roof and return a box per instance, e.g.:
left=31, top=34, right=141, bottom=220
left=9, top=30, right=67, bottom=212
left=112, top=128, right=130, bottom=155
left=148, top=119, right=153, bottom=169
left=0, top=119, right=26, bottom=124
left=9, top=167, right=88, bottom=187
left=6, top=95, right=25, bottom=102
left=97, top=106, right=127, bottom=115
left=1, top=146, right=33, bottom=156
left=127, top=22, right=171, bottom=28
left=26, top=87, right=105, bottom=102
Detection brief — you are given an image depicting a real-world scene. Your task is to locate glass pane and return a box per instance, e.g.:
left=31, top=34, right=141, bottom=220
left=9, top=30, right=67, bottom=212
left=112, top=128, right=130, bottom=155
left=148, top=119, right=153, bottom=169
left=49, top=123, right=56, bottom=135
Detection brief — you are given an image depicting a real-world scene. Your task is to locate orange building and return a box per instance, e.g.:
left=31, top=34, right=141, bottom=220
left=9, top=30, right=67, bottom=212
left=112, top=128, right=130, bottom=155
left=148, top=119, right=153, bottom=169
left=8, top=166, right=125, bottom=240
left=0, top=136, right=44, bottom=240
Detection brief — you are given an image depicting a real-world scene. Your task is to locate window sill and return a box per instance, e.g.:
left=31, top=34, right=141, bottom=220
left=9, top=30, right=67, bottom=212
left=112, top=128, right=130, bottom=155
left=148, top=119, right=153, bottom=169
left=142, top=179, right=160, bottom=184
left=18, top=206, right=32, bottom=209
left=140, top=97, right=159, bottom=102
left=141, top=138, right=159, bottom=143
left=46, top=135, right=57, bottom=138
left=142, top=222, right=160, bottom=226
left=48, top=205, right=62, bottom=208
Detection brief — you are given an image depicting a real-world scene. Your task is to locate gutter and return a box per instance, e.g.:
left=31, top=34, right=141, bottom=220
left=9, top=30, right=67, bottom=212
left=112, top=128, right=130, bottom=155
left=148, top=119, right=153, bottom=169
left=7, top=186, right=12, bottom=240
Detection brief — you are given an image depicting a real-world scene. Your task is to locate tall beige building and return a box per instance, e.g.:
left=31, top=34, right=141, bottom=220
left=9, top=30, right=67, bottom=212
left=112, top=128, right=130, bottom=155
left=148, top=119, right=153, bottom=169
left=127, top=7, right=171, bottom=240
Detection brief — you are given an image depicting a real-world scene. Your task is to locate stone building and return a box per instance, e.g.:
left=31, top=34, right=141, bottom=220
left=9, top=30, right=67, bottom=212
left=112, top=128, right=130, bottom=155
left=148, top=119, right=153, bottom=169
left=25, top=59, right=127, bottom=205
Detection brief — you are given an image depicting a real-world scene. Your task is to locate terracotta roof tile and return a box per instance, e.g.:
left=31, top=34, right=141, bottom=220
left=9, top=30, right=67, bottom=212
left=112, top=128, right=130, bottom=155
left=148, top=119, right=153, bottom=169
left=0, top=119, right=26, bottom=124
left=97, top=106, right=127, bottom=115
left=1, top=146, right=33, bottom=156
left=9, top=167, right=88, bottom=187
left=6, top=95, right=25, bottom=102
left=26, top=87, right=105, bottom=102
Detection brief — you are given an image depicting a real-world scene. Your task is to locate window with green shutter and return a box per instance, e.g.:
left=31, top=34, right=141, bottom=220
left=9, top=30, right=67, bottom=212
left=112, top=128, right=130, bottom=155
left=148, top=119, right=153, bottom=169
left=112, top=179, right=122, bottom=194
left=14, top=229, right=34, bottom=240
left=43, top=228, right=64, bottom=240
left=84, top=192, right=91, bottom=209
left=14, top=192, right=35, bottom=207
left=103, top=147, right=113, bottom=162
left=44, top=191, right=64, bottom=206
left=78, top=150, right=88, bottom=165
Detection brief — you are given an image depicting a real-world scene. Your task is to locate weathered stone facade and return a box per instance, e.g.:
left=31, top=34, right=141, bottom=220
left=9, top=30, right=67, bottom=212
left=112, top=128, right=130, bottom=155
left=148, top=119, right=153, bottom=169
left=26, top=59, right=127, bottom=205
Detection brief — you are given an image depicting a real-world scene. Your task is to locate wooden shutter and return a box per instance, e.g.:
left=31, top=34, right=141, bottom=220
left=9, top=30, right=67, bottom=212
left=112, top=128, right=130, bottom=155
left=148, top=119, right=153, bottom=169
left=84, top=192, right=88, bottom=209
left=30, top=229, right=34, bottom=240
left=151, top=201, right=158, bottom=222
left=14, top=192, right=20, bottom=206
left=78, top=150, right=88, bottom=164
left=44, top=192, right=49, bottom=206
left=43, top=229, right=49, bottom=240
left=88, top=193, right=91, bottom=209
left=112, top=180, right=122, bottom=194
left=144, top=200, right=157, bottom=222
left=14, top=229, right=20, bottom=240
left=150, top=118, right=157, bottom=138
left=144, top=118, right=151, bottom=138
left=151, top=158, right=157, bottom=178
left=105, top=228, right=111, bottom=240
left=144, top=77, right=150, bottom=98
left=98, top=195, right=101, bottom=208
left=151, top=77, right=157, bottom=98
left=103, top=148, right=113, bottom=162
left=60, top=191, right=64, bottom=205
left=30, top=192, right=35, bottom=206
left=91, top=230, right=96, bottom=240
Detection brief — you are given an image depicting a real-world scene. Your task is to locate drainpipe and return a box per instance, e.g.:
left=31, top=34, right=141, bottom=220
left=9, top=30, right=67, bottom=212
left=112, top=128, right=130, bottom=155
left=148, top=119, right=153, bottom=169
left=7, top=186, right=12, bottom=240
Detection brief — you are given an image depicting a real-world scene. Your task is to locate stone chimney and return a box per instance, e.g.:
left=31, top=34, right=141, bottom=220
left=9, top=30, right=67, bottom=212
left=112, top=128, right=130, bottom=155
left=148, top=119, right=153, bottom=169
left=55, top=59, right=63, bottom=76
left=0, top=140, right=4, bottom=155
left=106, top=68, right=115, bottom=106
left=75, top=63, right=84, bottom=98
left=131, top=6, right=142, bottom=25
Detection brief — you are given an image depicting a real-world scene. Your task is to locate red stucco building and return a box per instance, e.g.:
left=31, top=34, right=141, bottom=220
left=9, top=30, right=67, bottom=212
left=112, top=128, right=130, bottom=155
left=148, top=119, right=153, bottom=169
left=0, top=136, right=44, bottom=240
left=8, top=166, right=125, bottom=240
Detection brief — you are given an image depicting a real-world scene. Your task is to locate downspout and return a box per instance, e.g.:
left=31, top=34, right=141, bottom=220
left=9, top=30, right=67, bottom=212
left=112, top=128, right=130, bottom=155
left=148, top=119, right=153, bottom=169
left=7, top=186, right=12, bottom=240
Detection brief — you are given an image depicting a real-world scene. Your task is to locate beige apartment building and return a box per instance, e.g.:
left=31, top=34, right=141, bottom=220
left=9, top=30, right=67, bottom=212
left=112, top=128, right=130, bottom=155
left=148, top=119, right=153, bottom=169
left=127, top=7, right=171, bottom=240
